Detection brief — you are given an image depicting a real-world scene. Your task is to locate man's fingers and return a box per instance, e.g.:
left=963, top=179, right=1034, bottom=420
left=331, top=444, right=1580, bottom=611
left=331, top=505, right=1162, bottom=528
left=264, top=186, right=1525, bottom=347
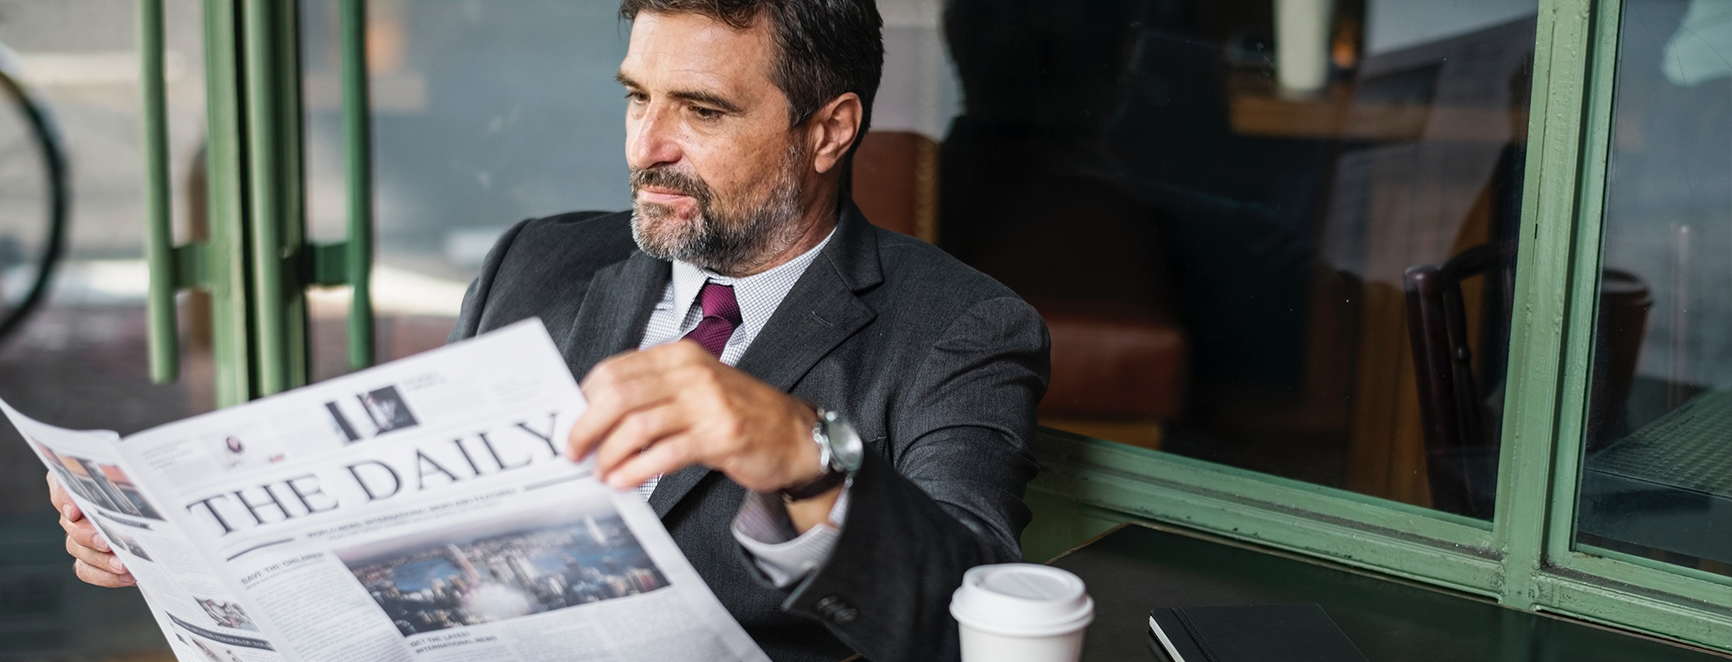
left=578, top=342, right=704, bottom=392
left=567, top=353, right=647, bottom=458
left=52, top=473, right=87, bottom=542
left=46, top=473, right=83, bottom=522
left=603, top=435, right=695, bottom=491
left=52, top=475, right=133, bottom=589
left=73, top=559, right=134, bottom=588
left=568, top=356, right=685, bottom=460
left=593, top=403, right=689, bottom=476
left=65, top=534, right=126, bottom=575
left=59, top=513, right=108, bottom=552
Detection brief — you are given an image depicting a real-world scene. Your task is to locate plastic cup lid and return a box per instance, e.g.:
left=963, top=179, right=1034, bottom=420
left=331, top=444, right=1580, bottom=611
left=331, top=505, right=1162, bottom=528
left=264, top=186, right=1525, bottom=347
left=949, top=563, right=1094, bottom=637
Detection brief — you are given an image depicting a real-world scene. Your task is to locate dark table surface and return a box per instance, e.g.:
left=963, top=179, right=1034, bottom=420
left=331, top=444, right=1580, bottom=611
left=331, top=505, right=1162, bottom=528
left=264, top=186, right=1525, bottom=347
left=1047, top=523, right=1727, bottom=662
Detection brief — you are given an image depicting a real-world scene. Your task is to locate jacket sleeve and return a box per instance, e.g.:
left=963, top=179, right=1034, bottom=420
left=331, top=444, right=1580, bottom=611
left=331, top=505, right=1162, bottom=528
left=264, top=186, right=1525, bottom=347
left=781, top=296, right=1049, bottom=661
left=447, top=218, right=535, bottom=343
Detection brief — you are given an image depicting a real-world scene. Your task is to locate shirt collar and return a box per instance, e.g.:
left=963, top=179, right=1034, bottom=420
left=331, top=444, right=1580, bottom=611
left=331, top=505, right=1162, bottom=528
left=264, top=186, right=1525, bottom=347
left=669, top=227, right=837, bottom=336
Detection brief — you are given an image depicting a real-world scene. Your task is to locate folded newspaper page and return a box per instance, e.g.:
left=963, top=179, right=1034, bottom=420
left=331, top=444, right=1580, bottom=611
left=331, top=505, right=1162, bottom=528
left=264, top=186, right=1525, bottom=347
left=6, top=320, right=770, bottom=662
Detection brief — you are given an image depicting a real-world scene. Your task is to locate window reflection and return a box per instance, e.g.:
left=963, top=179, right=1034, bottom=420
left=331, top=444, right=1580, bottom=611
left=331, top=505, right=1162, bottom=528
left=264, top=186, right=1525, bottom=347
left=304, top=0, right=1542, bottom=519
left=933, top=0, right=1536, bottom=518
left=1578, top=0, right=1732, bottom=577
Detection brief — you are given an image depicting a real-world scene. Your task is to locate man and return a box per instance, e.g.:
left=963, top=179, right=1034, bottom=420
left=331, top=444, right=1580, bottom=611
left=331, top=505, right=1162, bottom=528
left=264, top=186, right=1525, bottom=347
left=52, top=0, right=1048, bottom=659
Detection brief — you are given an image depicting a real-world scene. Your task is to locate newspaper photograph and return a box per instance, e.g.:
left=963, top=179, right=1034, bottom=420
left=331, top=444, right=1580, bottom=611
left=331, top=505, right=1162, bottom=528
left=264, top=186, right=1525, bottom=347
left=338, top=506, right=670, bottom=636
left=3, top=320, right=770, bottom=662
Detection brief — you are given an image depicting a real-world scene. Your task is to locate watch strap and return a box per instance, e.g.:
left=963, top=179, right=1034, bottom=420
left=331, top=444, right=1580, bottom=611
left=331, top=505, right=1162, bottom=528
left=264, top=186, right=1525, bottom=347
left=779, top=468, right=846, bottom=502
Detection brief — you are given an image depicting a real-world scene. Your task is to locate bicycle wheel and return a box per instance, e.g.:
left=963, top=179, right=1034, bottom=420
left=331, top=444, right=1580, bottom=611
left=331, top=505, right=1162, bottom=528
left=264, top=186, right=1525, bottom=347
left=0, top=43, right=68, bottom=346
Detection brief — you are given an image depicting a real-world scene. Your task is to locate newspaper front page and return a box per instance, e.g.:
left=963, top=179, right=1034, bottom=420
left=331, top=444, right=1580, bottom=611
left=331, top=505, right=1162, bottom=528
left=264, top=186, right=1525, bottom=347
left=7, top=320, right=770, bottom=662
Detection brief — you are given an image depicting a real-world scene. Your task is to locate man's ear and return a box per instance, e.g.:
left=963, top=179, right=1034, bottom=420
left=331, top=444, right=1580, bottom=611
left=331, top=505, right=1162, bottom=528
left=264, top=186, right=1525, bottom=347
left=808, top=93, right=863, bottom=175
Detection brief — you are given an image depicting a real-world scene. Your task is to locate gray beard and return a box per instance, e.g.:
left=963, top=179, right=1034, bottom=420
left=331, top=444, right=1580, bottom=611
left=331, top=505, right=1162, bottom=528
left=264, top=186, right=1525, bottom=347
left=630, top=144, right=807, bottom=277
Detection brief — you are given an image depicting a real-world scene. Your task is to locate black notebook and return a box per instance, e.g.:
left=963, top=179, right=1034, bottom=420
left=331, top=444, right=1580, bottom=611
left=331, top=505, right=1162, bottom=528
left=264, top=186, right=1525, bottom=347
left=1147, top=603, right=1369, bottom=662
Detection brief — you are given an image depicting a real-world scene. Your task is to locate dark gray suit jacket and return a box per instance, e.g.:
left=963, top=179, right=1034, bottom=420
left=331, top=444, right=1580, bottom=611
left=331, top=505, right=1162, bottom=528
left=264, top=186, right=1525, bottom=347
left=448, top=202, right=1048, bottom=661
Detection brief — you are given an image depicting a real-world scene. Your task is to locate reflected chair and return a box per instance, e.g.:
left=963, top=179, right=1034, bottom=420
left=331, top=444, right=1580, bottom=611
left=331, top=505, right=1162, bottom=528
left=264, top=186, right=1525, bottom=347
left=1404, top=244, right=1503, bottom=518
left=1406, top=246, right=1650, bottom=518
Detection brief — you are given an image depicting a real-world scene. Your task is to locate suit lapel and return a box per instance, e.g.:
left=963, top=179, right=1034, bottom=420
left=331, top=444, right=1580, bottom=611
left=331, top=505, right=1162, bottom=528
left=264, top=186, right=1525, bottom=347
left=559, top=250, right=669, bottom=380
left=557, top=252, right=699, bottom=518
left=650, top=203, right=883, bottom=514
left=732, top=257, right=876, bottom=392
left=649, top=465, right=711, bottom=517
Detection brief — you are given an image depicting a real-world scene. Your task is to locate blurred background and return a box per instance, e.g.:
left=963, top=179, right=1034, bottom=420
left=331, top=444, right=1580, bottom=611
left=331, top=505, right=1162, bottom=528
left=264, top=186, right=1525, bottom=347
left=0, top=0, right=1726, bottom=658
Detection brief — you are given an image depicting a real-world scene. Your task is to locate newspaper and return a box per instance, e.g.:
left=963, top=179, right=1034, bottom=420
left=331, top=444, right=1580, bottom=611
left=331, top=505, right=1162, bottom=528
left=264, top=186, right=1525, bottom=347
left=5, top=320, right=770, bottom=662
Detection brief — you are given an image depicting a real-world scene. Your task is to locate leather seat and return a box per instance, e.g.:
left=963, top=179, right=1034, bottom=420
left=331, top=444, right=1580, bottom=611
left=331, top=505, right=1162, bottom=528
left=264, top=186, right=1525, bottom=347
left=849, top=131, right=938, bottom=243
left=1039, top=309, right=1185, bottom=421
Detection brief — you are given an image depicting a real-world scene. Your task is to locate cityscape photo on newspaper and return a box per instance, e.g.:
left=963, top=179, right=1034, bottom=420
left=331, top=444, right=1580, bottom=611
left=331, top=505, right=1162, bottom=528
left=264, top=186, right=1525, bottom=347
left=340, top=506, right=670, bottom=636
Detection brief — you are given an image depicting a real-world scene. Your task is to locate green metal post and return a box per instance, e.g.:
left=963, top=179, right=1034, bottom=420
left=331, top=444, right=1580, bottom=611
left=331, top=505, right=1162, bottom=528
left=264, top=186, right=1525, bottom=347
left=1491, top=0, right=1605, bottom=608
left=341, top=0, right=375, bottom=369
left=1492, top=0, right=1630, bottom=611
left=140, top=0, right=177, bottom=384
left=277, top=0, right=309, bottom=388
left=1537, top=0, right=1625, bottom=577
left=240, top=0, right=305, bottom=396
left=202, top=0, right=255, bottom=406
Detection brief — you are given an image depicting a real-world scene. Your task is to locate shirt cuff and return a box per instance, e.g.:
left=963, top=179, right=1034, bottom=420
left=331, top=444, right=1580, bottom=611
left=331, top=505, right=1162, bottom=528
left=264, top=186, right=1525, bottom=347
left=731, top=483, right=851, bottom=588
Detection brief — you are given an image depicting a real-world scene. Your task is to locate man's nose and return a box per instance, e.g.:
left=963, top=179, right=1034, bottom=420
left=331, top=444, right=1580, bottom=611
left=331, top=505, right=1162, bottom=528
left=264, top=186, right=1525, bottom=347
left=626, top=106, right=682, bottom=170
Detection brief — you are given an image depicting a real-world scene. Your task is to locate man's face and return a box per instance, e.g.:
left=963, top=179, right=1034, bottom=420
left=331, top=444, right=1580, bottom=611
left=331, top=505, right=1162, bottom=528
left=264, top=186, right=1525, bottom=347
left=618, top=11, right=808, bottom=276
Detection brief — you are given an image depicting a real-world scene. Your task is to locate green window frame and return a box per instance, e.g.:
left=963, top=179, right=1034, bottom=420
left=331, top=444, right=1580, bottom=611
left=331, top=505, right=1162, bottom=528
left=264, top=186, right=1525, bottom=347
left=137, top=0, right=1732, bottom=652
left=1025, top=0, right=1732, bottom=650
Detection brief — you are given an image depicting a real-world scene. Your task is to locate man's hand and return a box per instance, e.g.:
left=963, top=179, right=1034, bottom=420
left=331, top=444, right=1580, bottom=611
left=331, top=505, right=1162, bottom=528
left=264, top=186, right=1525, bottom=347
left=48, top=472, right=134, bottom=587
left=567, top=341, right=840, bottom=530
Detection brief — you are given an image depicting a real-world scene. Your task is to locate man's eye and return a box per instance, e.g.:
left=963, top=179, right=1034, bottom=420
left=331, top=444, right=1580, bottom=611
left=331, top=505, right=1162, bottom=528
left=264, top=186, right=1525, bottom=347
left=691, top=106, right=721, bottom=120
left=624, top=92, right=646, bottom=104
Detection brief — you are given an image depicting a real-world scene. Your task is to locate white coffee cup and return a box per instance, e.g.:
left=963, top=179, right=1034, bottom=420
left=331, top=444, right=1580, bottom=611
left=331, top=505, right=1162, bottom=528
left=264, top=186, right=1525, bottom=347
left=949, top=563, right=1094, bottom=662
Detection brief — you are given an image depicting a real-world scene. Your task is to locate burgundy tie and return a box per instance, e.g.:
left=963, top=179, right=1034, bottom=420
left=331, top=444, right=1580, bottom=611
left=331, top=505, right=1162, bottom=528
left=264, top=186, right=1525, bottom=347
left=683, top=282, right=741, bottom=358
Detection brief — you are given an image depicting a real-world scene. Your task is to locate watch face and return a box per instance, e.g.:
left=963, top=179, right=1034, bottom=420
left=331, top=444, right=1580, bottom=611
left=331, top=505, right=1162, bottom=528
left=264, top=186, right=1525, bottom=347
left=831, top=419, right=865, bottom=472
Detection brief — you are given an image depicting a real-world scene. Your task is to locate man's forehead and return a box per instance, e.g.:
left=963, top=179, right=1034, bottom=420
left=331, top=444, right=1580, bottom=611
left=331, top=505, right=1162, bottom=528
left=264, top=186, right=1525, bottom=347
left=619, top=11, right=776, bottom=95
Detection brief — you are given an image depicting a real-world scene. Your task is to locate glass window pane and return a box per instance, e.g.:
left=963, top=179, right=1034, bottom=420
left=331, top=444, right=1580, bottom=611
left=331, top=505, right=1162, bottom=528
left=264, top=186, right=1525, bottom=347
left=300, top=0, right=633, bottom=379
left=0, top=0, right=212, bottom=657
left=941, top=0, right=1536, bottom=519
left=1577, top=0, right=1732, bottom=577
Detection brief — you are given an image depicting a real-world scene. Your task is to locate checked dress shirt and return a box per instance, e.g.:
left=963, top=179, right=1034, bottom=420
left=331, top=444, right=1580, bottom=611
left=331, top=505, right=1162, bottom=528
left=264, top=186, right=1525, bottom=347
left=632, top=229, right=846, bottom=588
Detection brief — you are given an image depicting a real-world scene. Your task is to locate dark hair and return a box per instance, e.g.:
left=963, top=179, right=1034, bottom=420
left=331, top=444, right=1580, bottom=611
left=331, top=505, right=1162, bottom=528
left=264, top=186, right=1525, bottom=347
left=619, top=0, right=884, bottom=164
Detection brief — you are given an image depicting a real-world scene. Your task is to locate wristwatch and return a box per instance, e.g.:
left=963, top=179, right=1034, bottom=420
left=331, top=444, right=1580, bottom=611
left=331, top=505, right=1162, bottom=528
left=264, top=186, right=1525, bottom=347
left=779, top=407, right=863, bottom=502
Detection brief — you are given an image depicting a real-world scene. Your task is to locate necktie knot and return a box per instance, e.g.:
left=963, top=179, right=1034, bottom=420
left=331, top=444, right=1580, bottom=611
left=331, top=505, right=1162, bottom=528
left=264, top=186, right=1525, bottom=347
left=684, top=282, right=740, bottom=358
left=697, top=281, right=741, bottom=327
